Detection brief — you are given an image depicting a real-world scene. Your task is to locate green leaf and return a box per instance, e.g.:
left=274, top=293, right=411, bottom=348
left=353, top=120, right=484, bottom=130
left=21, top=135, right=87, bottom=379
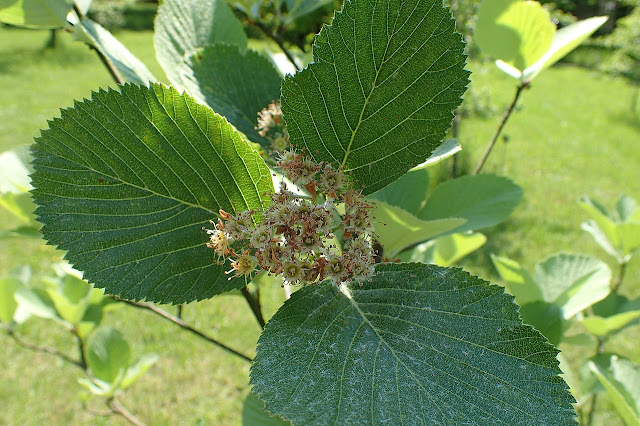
left=44, top=272, right=92, bottom=325
left=523, top=16, right=608, bottom=81
left=616, top=195, right=639, bottom=223
left=154, top=0, right=248, bottom=89
left=475, top=0, right=555, bottom=73
left=534, top=253, right=611, bottom=319
left=0, top=192, right=37, bottom=225
left=413, top=138, right=462, bottom=169
left=251, top=263, right=575, bottom=424
left=31, top=84, right=273, bottom=303
left=369, top=167, right=430, bottom=215
left=398, top=232, right=487, bottom=267
left=87, top=326, right=131, bottom=384
left=582, top=295, right=640, bottom=337
left=14, top=287, right=66, bottom=325
left=120, top=353, right=159, bottom=389
left=73, top=18, right=157, bottom=86
left=0, top=145, right=33, bottom=194
left=243, top=392, right=291, bottom=426
left=581, top=220, right=622, bottom=261
left=282, top=0, right=469, bottom=195
left=283, top=0, right=333, bottom=24
left=372, top=201, right=465, bottom=258
left=491, top=255, right=542, bottom=306
left=0, top=0, right=70, bottom=28
left=178, top=44, right=282, bottom=147
left=418, top=175, right=523, bottom=234
left=0, top=277, right=22, bottom=323
left=589, top=356, right=640, bottom=426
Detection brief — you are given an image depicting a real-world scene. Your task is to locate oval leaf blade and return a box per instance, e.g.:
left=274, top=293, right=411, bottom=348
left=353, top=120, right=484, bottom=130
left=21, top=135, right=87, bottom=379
left=31, top=83, right=273, bottom=303
left=251, top=263, right=575, bottom=424
left=282, top=0, right=469, bottom=195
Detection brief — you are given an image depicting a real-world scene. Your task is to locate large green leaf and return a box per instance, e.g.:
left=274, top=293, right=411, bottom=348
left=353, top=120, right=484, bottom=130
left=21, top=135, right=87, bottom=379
left=582, top=295, right=640, bottom=337
left=372, top=201, right=465, bottom=258
left=179, top=44, right=282, bottom=147
left=523, top=16, right=608, bottom=81
left=418, top=174, right=523, bottom=234
left=0, top=0, right=70, bottom=28
left=282, top=0, right=469, bottom=195
left=31, top=84, right=273, bottom=303
left=368, top=167, right=430, bottom=216
left=87, top=326, right=131, bottom=384
left=590, top=356, right=640, bottom=426
left=73, top=18, right=157, bottom=86
left=475, top=0, right=555, bottom=73
left=251, top=263, right=575, bottom=424
left=154, top=0, right=248, bottom=89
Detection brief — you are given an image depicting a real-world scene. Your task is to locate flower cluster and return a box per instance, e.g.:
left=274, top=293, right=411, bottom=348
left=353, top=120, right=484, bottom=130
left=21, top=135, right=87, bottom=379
left=206, top=151, right=376, bottom=286
left=256, top=101, right=289, bottom=152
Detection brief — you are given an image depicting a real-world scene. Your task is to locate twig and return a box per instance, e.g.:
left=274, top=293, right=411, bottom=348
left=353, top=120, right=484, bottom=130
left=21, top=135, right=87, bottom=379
left=4, top=328, right=85, bottom=370
left=241, top=286, right=266, bottom=329
left=451, top=112, right=461, bottom=178
left=72, top=328, right=88, bottom=369
left=108, top=396, right=146, bottom=426
left=612, top=260, right=628, bottom=293
left=72, top=3, right=125, bottom=85
left=473, top=82, right=528, bottom=175
left=114, top=297, right=253, bottom=362
left=233, top=7, right=301, bottom=71
left=585, top=393, right=598, bottom=426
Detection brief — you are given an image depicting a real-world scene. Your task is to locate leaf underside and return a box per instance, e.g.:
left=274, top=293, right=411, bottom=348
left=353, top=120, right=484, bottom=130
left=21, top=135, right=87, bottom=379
left=251, top=263, right=575, bottom=425
left=281, top=0, right=469, bottom=195
left=31, top=83, right=273, bottom=303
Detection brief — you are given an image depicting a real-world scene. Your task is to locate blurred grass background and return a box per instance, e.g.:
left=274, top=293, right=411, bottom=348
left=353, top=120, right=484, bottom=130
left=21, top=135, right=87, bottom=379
left=1, top=25, right=639, bottom=424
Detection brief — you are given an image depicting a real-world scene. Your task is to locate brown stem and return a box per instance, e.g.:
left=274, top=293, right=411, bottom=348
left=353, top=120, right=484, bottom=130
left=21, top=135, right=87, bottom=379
left=4, top=328, right=85, bottom=370
left=108, top=396, right=145, bottom=426
left=72, top=328, right=88, bottom=369
left=451, top=112, right=461, bottom=178
left=473, top=82, right=528, bottom=175
left=585, top=393, right=598, bottom=426
left=114, top=298, right=252, bottom=362
left=73, top=2, right=125, bottom=85
left=233, top=7, right=301, bottom=71
left=612, top=260, right=628, bottom=293
left=241, top=286, right=266, bottom=329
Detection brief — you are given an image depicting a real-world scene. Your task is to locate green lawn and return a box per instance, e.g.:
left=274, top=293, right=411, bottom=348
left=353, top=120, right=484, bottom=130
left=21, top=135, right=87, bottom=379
left=1, top=26, right=639, bottom=425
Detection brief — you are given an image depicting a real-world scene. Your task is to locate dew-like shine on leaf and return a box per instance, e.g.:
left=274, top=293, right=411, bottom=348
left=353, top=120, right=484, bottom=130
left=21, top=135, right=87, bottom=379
left=31, top=84, right=273, bottom=303
left=251, top=263, right=575, bottom=425
left=282, top=0, right=469, bottom=195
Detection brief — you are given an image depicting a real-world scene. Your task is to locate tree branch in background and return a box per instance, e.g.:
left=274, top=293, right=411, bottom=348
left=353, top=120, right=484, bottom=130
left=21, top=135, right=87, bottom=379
left=232, top=7, right=301, bottom=72
left=114, top=297, right=253, bottom=362
left=108, top=396, right=146, bottom=426
left=241, top=286, right=266, bottom=329
left=473, top=82, right=528, bottom=175
left=4, top=327, right=85, bottom=370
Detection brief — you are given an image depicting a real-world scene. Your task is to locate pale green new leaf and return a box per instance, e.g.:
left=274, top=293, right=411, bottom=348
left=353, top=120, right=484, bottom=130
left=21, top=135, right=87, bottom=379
left=419, top=174, right=523, bottom=234
left=282, top=0, right=469, bottom=195
left=372, top=201, right=465, bottom=258
left=0, top=146, right=32, bottom=194
left=251, top=263, right=575, bottom=425
left=523, top=16, right=608, bottom=81
left=582, top=296, right=640, bottom=337
left=14, top=287, right=67, bottom=325
left=87, top=326, right=130, bottom=384
left=243, top=393, right=291, bottom=426
left=0, top=278, right=22, bottom=323
left=74, top=18, right=157, bottom=86
left=369, top=168, right=430, bottom=215
left=413, top=138, right=461, bottom=169
left=475, top=0, right=555, bottom=72
left=534, top=253, right=611, bottom=319
left=179, top=44, right=282, bottom=147
left=399, top=232, right=487, bottom=266
left=31, top=84, right=273, bottom=303
left=120, top=353, right=159, bottom=389
left=590, top=356, right=640, bottom=426
left=154, top=0, right=248, bottom=89
left=0, top=0, right=70, bottom=28
left=491, top=254, right=542, bottom=305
